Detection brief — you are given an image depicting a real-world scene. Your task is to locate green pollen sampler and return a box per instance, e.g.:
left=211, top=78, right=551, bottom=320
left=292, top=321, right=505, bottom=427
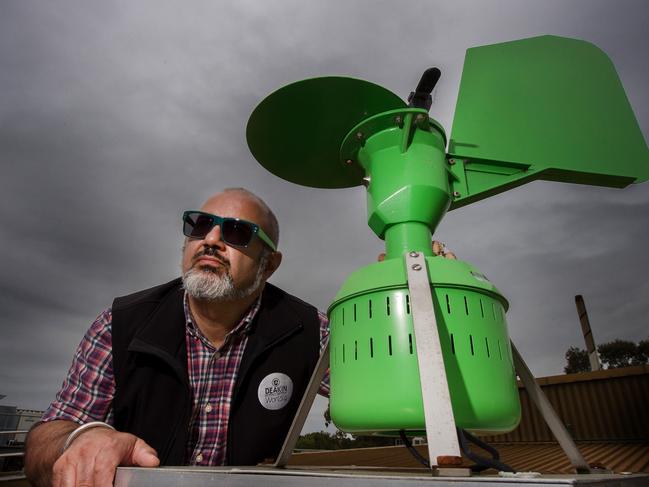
left=246, top=35, right=649, bottom=470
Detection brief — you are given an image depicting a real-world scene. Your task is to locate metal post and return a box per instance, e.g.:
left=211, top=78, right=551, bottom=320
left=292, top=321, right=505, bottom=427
left=574, top=295, right=601, bottom=371
left=274, top=341, right=330, bottom=467
left=510, top=342, right=593, bottom=474
left=405, top=252, right=463, bottom=472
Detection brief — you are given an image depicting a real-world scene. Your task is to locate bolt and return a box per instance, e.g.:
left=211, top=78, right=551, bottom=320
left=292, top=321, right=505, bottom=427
left=453, top=191, right=461, bottom=198
left=361, top=176, right=371, bottom=188
left=409, top=251, right=419, bottom=258
left=412, top=263, right=422, bottom=271
left=344, top=159, right=353, bottom=165
left=449, top=159, right=456, bottom=165
left=355, top=131, right=364, bottom=140
left=394, top=115, right=403, bottom=125
left=415, top=113, right=427, bottom=122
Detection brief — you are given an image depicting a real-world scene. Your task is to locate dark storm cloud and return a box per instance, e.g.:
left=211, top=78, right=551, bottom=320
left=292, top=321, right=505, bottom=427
left=1, top=0, right=648, bottom=435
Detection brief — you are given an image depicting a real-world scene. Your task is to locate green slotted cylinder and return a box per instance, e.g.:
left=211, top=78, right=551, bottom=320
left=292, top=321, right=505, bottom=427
left=328, top=257, right=521, bottom=434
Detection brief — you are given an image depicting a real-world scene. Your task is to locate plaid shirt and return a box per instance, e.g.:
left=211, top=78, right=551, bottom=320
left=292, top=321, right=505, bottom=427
left=42, top=289, right=330, bottom=466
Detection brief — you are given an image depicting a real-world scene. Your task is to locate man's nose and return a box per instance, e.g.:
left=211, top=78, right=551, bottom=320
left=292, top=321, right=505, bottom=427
left=203, top=224, right=227, bottom=249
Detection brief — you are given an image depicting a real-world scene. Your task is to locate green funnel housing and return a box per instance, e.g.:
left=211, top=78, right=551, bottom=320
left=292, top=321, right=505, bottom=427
left=246, top=35, right=649, bottom=435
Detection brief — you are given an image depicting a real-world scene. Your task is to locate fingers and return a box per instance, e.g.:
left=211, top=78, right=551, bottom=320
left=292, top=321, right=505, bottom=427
left=129, top=438, right=160, bottom=467
left=52, top=428, right=156, bottom=487
left=432, top=240, right=457, bottom=259
left=377, top=242, right=457, bottom=261
left=52, top=457, right=75, bottom=487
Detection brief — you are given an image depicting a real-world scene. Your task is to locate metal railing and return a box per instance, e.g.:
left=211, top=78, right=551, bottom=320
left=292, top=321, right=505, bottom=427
left=0, top=430, right=27, bottom=481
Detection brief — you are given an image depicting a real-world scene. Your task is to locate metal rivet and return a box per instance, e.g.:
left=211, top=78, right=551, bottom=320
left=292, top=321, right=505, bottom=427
left=449, top=159, right=456, bottom=165
left=409, top=251, right=419, bottom=258
left=355, top=131, right=364, bottom=140
left=415, top=114, right=427, bottom=122
left=411, top=263, right=422, bottom=271
left=453, top=191, right=461, bottom=198
left=394, top=116, right=403, bottom=125
left=345, top=159, right=353, bottom=165
left=361, top=176, right=371, bottom=188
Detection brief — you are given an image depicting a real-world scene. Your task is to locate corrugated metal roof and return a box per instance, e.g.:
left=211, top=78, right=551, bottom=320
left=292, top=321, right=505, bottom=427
left=289, top=442, right=649, bottom=474
left=483, top=365, right=649, bottom=442
left=290, top=366, right=649, bottom=474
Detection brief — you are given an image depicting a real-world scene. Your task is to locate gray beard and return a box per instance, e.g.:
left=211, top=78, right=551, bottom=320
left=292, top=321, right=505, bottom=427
left=182, top=252, right=268, bottom=301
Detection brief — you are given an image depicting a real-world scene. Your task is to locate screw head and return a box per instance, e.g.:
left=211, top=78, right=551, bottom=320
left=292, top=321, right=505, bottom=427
left=453, top=191, right=461, bottom=198
left=409, top=251, right=419, bottom=258
left=394, top=115, right=403, bottom=125
left=344, top=159, right=353, bottom=165
left=415, top=113, right=427, bottom=122
left=361, top=176, right=371, bottom=188
left=449, top=159, right=456, bottom=165
left=355, top=131, right=364, bottom=140
left=412, top=263, right=422, bottom=271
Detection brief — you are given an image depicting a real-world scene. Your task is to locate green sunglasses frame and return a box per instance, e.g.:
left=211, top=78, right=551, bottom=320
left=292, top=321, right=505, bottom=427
left=182, top=210, right=277, bottom=251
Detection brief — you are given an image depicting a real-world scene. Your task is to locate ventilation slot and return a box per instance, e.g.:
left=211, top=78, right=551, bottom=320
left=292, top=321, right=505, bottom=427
left=408, top=334, right=413, bottom=354
left=450, top=334, right=455, bottom=355
left=485, top=337, right=490, bottom=358
left=342, top=308, right=345, bottom=326
left=354, top=303, right=357, bottom=322
left=354, top=340, right=358, bottom=360
left=342, top=344, right=346, bottom=363
left=498, top=340, right=503, bottom=360
left=491, top=303, right=496, bottom=320
left=469, top=335, right=475, bottom=356
left=406, top=295, right=411, bottom=314
left=368, top=299, right=372, bottom=319
left=446, top=294, right=451, bottom=314
left=388, top=336, right=393, bottom=356
left=479, top=299, right=484, bottom=318
left=386, top=296, right=391, bottom=316
left=370, top=338, right=374, bottom=358
left=464, top=296, right=469, bottom=315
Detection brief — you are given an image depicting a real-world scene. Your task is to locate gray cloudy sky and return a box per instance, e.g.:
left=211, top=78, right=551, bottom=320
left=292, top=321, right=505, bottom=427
left=1, top=0, right=648, bottom=434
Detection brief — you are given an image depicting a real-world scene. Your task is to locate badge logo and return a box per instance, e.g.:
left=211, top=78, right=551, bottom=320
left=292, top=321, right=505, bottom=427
left=258, top=372, right=293, bottom=410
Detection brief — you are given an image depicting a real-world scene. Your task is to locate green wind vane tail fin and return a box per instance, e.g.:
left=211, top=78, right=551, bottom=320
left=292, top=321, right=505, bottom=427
left=448, top=35, right=649, bottom=210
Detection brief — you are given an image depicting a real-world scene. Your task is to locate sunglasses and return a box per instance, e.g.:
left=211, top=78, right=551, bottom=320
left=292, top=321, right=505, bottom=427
left=182, top=210, right=277, bottom=251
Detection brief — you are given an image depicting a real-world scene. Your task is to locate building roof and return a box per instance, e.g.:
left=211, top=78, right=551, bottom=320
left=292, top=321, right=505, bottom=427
left=290, top=366, right=649, bottom=474
left=289, top=442, right=649, bottom=474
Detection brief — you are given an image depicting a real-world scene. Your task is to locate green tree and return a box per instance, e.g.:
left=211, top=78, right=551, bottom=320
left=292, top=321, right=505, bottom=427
left=564, top=346, right=590, bottom=373
left=598, top=339, right=638, bottom=368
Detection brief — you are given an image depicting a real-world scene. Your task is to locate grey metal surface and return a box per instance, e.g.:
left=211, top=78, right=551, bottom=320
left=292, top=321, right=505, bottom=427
left=405, top=252, right=461, bottom=465
left=510, top=344, right=591, bottom=474
left=274, top=341, right=330, bottom=467
left=114, top=466, right=649, bottom=487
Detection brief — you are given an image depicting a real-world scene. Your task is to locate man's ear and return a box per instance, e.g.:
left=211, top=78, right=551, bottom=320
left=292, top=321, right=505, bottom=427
left=263, top=251, right=283, bottom=280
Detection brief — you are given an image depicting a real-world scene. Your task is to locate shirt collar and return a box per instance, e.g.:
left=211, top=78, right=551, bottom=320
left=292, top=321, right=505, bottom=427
left=183, top=291, right=262, bottom=348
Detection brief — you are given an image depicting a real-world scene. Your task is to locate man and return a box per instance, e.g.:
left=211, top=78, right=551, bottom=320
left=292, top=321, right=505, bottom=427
left=25, top=188, right=329, bottom=486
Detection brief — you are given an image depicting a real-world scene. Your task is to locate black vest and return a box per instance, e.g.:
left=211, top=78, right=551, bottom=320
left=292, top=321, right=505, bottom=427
left=110, top=278, right=320, bottom=465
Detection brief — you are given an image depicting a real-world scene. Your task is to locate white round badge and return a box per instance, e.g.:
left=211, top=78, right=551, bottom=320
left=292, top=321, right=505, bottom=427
left=257, top=372, right=293, bottom=410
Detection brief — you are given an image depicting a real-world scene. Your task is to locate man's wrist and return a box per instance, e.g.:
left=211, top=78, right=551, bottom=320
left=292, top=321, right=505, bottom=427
left=61, top=421, right=116, bottom=453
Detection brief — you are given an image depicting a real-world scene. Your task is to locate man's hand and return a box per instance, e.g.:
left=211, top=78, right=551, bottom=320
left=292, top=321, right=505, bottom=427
left=378, top=240, right=457, bottom=262
left=52, top=427, right=159, bottom=487
left=25, top=420, right=159, bottom=487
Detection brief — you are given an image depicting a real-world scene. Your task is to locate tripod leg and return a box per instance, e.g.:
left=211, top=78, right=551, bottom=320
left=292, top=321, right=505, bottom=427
left=510, top=341, right=592, bottom=474
left=274, top=341, right=330, bottom=467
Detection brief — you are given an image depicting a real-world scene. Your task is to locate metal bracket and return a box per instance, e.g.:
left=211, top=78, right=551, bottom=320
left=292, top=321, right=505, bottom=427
left=405, top=251, right=462, bottom=469
left=510, top=342, right=593, bottom=474
left=273, top=340, right=330, bottom=467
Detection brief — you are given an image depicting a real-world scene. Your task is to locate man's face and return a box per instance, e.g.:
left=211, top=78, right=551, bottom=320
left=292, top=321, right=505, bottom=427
left=181, top=192, right=277, bottom=301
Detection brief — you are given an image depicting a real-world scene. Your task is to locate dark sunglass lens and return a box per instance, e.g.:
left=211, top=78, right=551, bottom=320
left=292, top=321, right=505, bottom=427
left=222, top=219, right=253, bottom=246
left=185, top=213, right=215, bottom=238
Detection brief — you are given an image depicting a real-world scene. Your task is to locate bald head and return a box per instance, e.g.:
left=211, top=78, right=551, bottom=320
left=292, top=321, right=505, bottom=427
left=203, top=188, right=279, bottom=248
